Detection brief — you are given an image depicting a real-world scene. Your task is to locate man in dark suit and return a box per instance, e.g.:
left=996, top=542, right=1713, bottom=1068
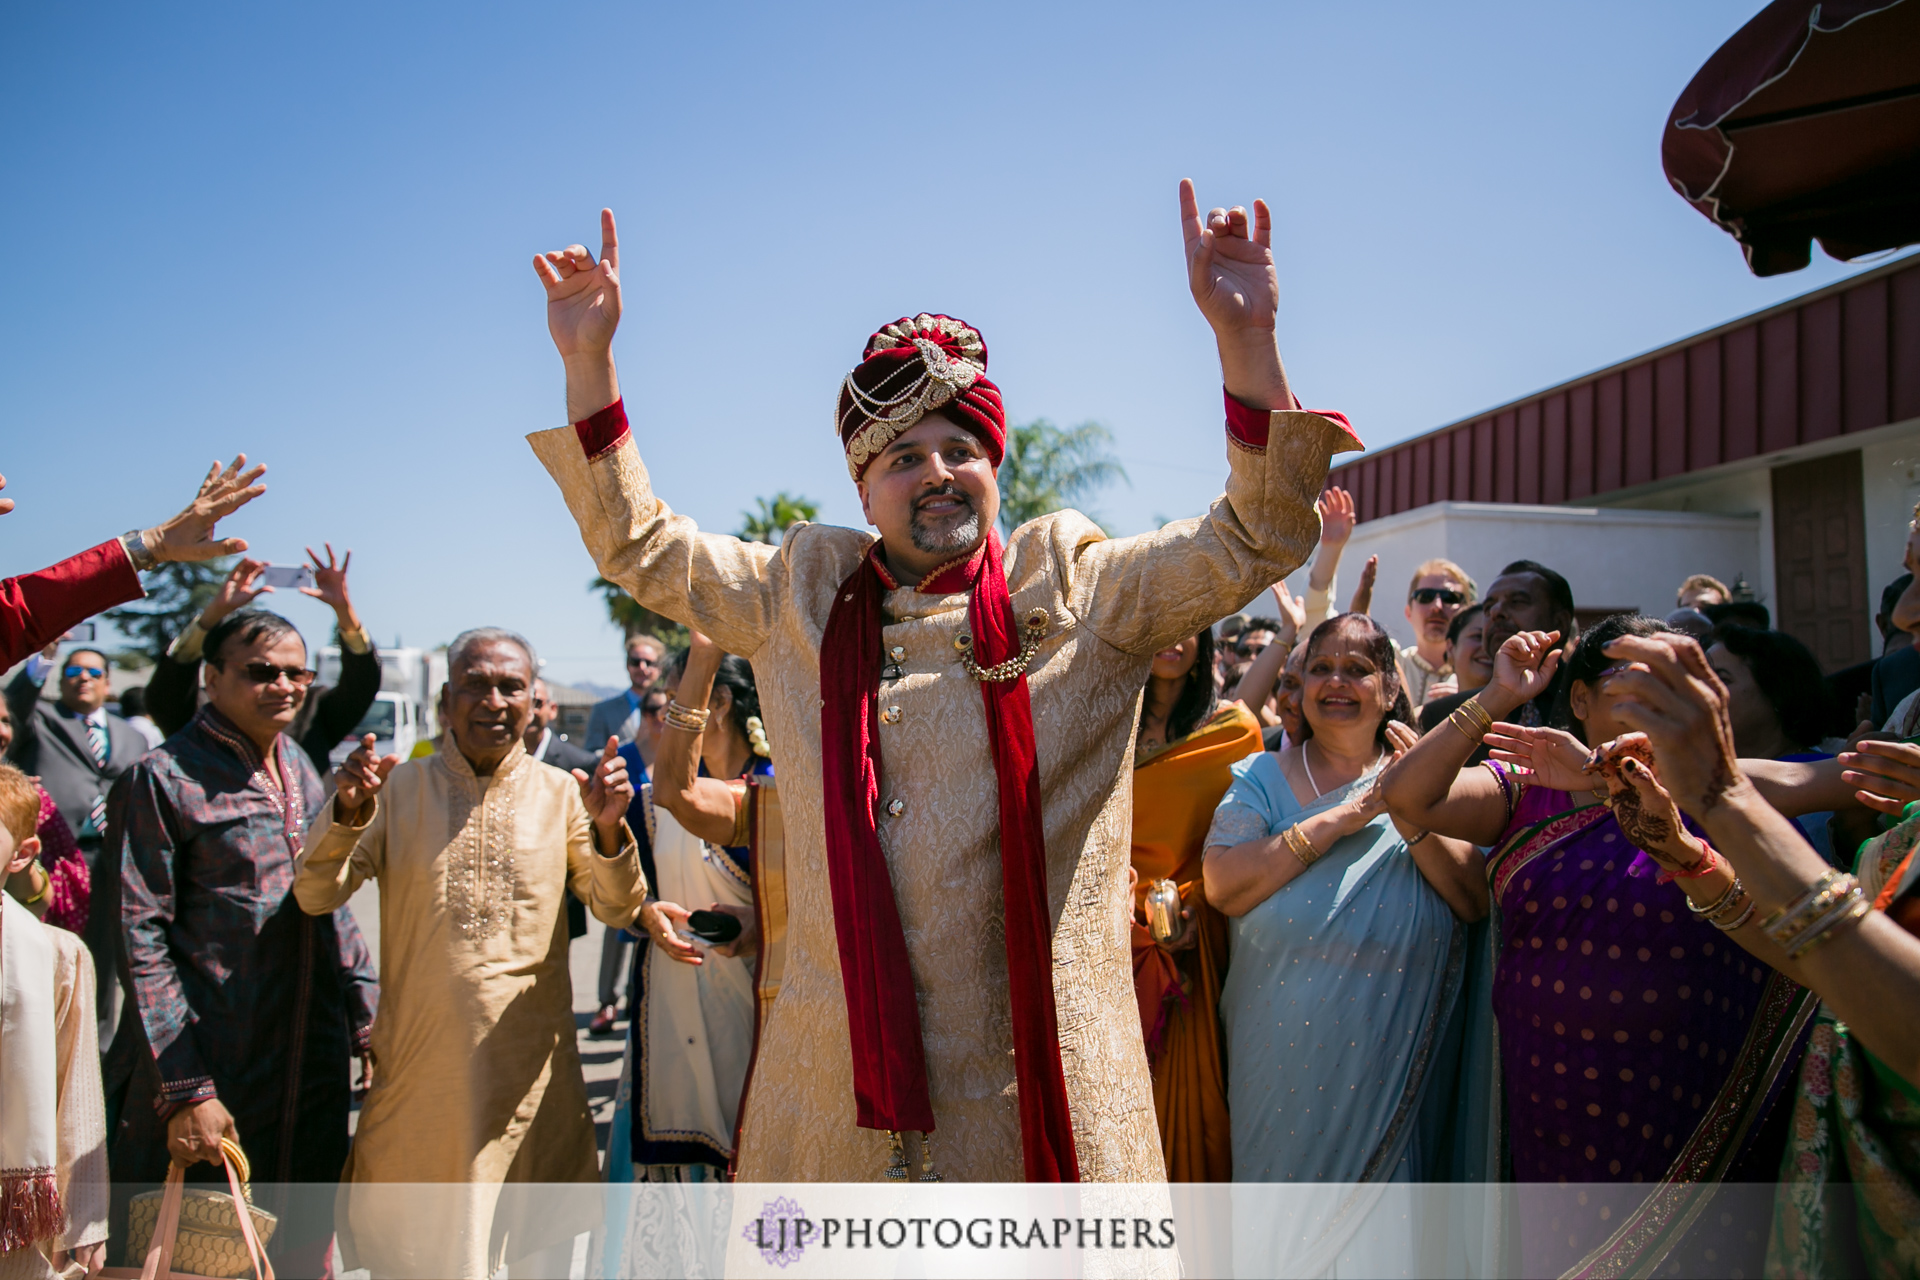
left=585, top=633, right=666, bottom=747
left=6, top=643, right=148, bottom=874
left=527, top=677, right=601, bottom=946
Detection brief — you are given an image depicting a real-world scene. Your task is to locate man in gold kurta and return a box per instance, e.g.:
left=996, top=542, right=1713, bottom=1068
left=529, top=182, right=1360, bottom=1183
left=294, top=628, right=647, bottom=1278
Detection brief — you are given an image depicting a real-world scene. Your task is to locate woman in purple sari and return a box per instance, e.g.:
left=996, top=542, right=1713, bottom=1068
left=1384, top=614, right=1831, bottom=1278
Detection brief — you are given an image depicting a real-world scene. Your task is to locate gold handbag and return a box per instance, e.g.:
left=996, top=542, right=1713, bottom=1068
left=114, top=1139, right=276, bottom=1280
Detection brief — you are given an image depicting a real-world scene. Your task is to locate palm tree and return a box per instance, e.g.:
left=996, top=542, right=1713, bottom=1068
left=737, top=492, right=821, bottom=545
left=995, top=419, right=1129, bottom=535
left=589, top=577, right=686, bottom=649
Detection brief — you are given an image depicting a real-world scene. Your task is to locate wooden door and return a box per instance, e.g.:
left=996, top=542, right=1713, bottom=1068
left=1771, top=451, right=1870, bottom=670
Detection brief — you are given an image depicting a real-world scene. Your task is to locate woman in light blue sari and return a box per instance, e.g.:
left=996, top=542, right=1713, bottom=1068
left=1205, top=613, right=1488, bottom=1275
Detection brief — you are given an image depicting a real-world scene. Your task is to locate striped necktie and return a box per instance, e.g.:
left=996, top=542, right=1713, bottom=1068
left=82, top=715, right=109, bottom=838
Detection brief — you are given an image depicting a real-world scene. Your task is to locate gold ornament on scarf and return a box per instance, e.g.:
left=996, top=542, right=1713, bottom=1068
left=953, top=609, right=1050, bottom=683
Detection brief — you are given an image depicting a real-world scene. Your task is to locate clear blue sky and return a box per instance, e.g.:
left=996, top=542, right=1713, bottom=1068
left=1, top=2, right=1899, bottom=688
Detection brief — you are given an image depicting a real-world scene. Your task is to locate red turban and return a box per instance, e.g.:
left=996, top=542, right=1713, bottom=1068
left=836, top=314, right=1005, bottom=480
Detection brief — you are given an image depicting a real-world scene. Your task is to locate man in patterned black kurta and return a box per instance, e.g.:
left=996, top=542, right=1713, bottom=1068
left=100, top=610, right=375, bottom=1278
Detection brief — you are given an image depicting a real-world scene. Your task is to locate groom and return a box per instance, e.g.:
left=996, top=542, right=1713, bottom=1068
left=528, top=182, right=1359, bottom=1182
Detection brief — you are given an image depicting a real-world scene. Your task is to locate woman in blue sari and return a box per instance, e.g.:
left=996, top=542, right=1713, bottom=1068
left=1204, top=613, right=1487, bottom=1274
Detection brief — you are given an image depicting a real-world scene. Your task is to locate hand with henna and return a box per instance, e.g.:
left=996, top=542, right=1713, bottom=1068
left=1590, top=733, right=1712, bottom=876
left=1587, top=632, right=1749, bottom=818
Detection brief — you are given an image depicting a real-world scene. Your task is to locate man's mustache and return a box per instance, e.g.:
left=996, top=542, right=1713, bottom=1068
left=913, top=485, right=974, bottom=514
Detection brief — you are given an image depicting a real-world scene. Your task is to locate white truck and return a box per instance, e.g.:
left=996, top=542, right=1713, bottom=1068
left=317, top=645, right=449, bottom=767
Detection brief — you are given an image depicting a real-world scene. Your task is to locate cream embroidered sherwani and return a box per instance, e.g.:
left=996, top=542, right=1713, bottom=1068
left=531, top=407, right=1353, bottom=1183
left=293, top=739, right=646, bottom=1277
left=0, top=925, right=106, bottom=1280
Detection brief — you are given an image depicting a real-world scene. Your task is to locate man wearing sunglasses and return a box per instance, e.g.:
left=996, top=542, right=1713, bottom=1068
left=586, top=633, right=667, bottom=749
left=1399, top=559, right=1476, bottom=707
left=3, top=644, right=147, bottom=877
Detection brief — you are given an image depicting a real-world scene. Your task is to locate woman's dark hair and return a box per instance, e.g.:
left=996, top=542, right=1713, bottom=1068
left=1554, top=613, right=1673, bottom=740
left=1143, top=629, right=1219, bottom=744
left=204, top=609, right=303, bottom=667
left=1712, top=625, right=1828, bottom=750
left=1294, top=613, right=1412, bottom=748
left=1445, top=602, right=1485, bottom=647
left=665, top=649, right=762, bottom=745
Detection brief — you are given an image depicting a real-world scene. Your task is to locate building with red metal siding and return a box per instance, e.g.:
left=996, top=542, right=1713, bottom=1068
left=1319, top=255, right=1920, bottom=670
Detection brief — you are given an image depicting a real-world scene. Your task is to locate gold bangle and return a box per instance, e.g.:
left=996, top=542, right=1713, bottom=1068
left=1761, top=871, right=1852, bottom=951
left=1282, top=823, right=1321, bottom=869
left=1784, top=888, right=1870, bottom=960
left=1459, top=697, right=1494, bottom=733
left=662, top=700, right=711, bottom=733
left=1447, top=706, right=1487, bottom=745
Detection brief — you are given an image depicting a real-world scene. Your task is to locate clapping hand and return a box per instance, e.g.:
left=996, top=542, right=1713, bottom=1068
left=1489, top=630, right=1563, bottom=708
left=1484, top=723, right=1597, bottom=793
left=1589, top=733, right=1711, bottom=875
left=574, top=736, right=634, bottom=846
left=147, top=456, right=269, bottom=564
left=1839, top=738, right=1920, bottom=816
left=336, top=734, right=401, bottom=824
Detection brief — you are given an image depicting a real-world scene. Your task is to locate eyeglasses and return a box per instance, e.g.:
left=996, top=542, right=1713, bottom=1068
left=63, top=665, right=106, bottom=680
left=1411, top=588, right=1468, bottom=606
left=221, top=661, right=317, bottom=687
left=1234, top=643, right=1267, bottom=659
left=627, top=654, right=658, bottom=668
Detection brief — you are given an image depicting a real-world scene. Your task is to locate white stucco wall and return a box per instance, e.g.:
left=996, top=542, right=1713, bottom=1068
left=1262, top=502, right=1761, bottom=651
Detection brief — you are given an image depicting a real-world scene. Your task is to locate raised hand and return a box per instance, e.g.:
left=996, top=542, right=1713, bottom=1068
left=1271, top=579, right=1306, bottom=643
left=1317, top=487, right=1356, bottom=550
left=1484, top=722, right=1598, bottom=793
left=575, top=736, right=635, bottom=844
left=1180, top=179, right=1289, bottom=409
left=336, top=733, right=401, bottom=823
left=534, top=208, right=621, bottom=360
left=299, top=544, right=356, bottom=622
left=0, top=473, right=12, bottom=517
left=1349, top=555, right=1378, bottom=616
left=1488, top=629, right=1563, bottom=710
left=147, top=456, right=269, bottom=564
left=200, top=558, right=272, bottom=628
left=1181, top=179, right=1277, bottom=335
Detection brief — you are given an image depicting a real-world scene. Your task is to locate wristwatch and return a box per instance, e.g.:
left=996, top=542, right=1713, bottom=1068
left=120, top=529, right=157, bottom=572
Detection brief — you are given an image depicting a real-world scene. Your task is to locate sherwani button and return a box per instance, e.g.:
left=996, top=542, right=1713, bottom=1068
left=886, top=798, right=906, bottom=817
left=882, top=706, right=902, bottom=724
left=889, top=645, right=907, bottom=662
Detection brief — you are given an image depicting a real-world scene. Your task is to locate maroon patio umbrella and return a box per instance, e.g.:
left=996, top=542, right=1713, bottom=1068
left=1663, top=0, right=1920, bottom=275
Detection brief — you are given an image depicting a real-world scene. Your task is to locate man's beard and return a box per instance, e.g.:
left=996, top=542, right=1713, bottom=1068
left=909, top=487, right=983, bottom=555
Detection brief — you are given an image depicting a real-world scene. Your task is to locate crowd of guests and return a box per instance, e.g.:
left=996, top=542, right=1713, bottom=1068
left=3, top=446, right=1920, bottom=1279
left=1129, top=486, right=1920, bottom=1274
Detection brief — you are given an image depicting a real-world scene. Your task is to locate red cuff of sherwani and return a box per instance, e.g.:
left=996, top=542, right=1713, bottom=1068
left=1223, top=388, right=1361, bottom=450
left=574, top=398, right=630, bottom=461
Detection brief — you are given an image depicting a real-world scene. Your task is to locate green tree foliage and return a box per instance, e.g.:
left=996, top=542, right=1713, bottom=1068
left=737, top=492, right=821, bottom=545
left=995, top=419, right=1129, bottom=535
left=589, top=577, right=688, bottom=650
left=105, top=558, right=235, bottom=664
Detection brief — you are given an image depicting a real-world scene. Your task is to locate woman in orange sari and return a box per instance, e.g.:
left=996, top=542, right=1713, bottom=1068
left=1131, top=624, right=1262, bottom=1181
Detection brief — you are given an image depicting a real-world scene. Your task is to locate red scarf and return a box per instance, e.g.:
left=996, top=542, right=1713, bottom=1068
left=818, top=530, right=1079, bottom=1181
